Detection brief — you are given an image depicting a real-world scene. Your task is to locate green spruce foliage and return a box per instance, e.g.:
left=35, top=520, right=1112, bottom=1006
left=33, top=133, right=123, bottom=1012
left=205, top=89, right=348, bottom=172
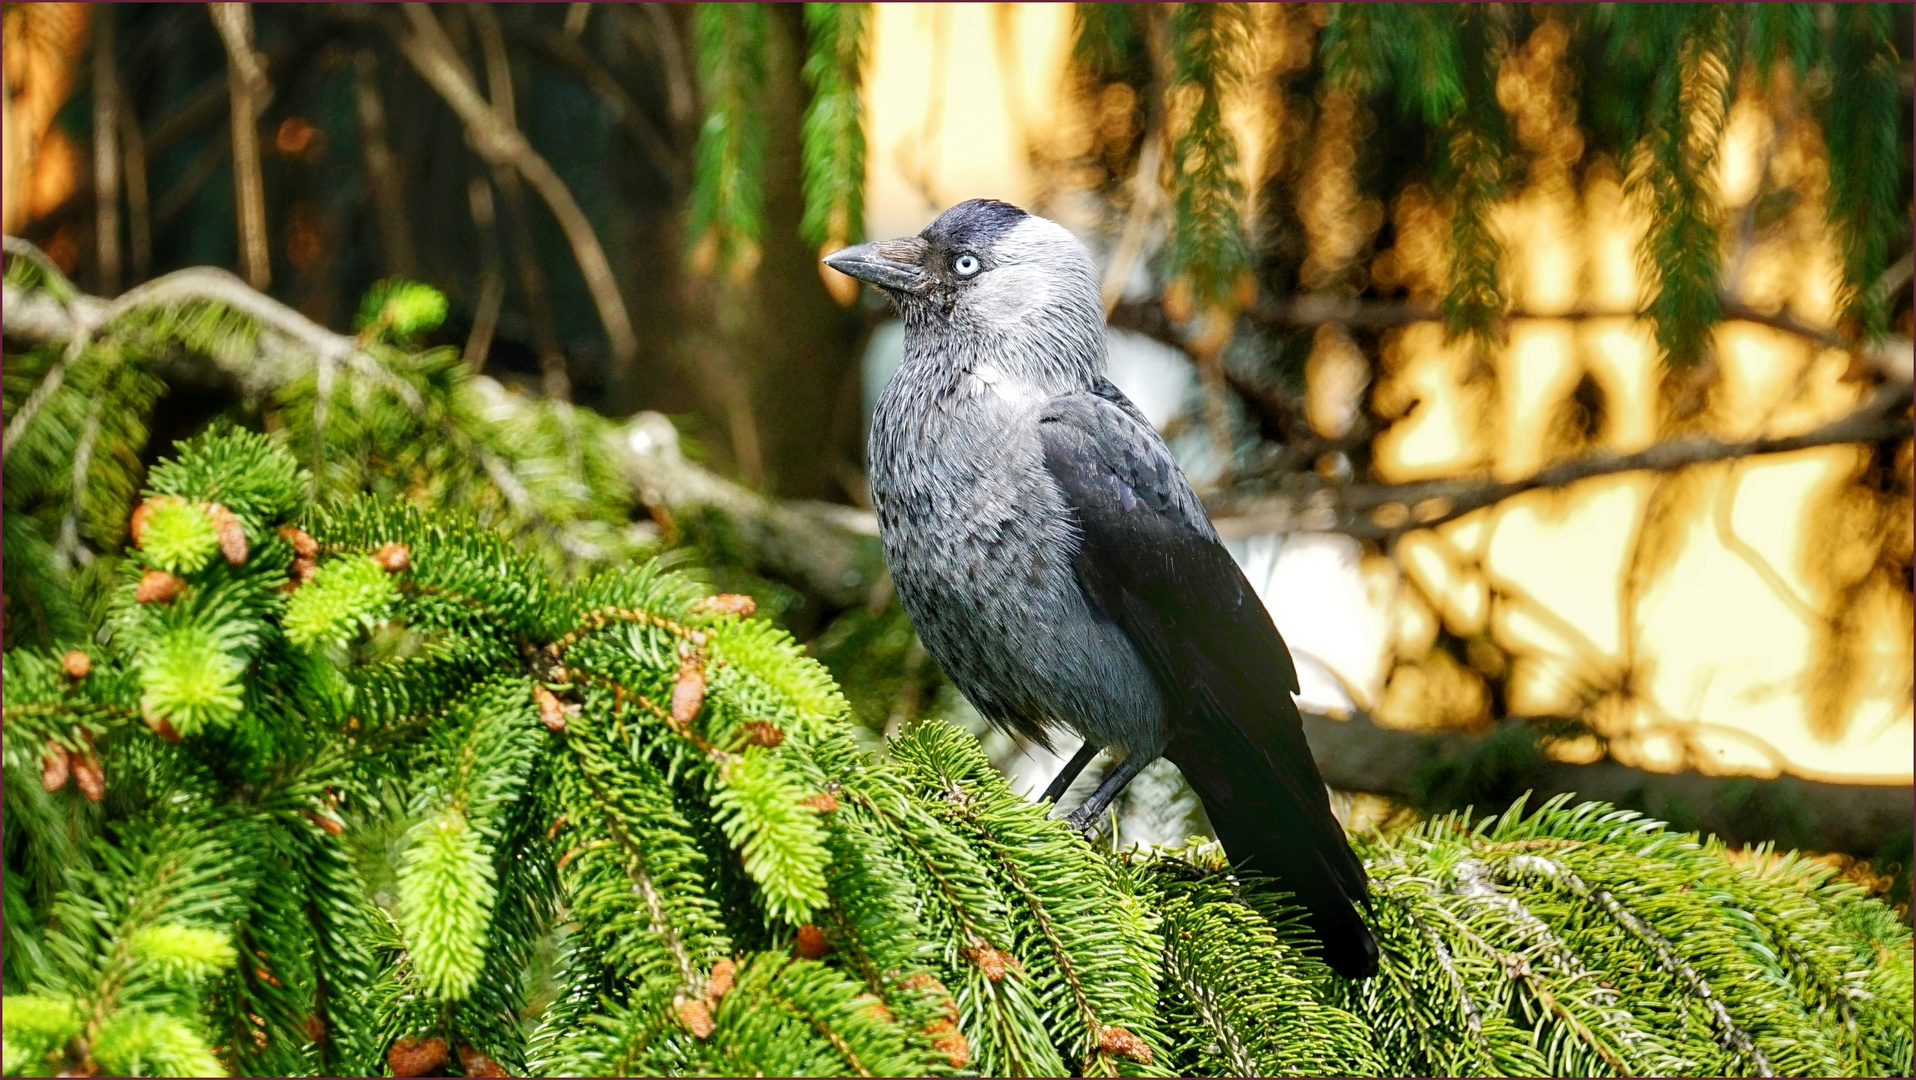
left=689, top=3, right=771, bottom=279
left=799, top=3, right=871, bottom=254
left=3, top=426, right=1909, bottom=1078
left=1163, top=3, right=1254, bottom=311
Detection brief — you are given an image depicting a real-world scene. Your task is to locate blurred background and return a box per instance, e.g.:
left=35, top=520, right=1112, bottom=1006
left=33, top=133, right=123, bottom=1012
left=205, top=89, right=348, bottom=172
left=4, top=3, right=1911, bottom=902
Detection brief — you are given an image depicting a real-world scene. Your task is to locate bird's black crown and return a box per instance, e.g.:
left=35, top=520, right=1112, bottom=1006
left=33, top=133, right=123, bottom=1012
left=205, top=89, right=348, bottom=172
left=922, top=199, right=1030, bottom=252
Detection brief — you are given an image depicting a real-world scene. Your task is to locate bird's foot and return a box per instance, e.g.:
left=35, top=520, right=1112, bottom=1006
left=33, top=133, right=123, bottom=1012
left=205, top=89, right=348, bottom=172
left=1063, top=805, right=1103, bottom=840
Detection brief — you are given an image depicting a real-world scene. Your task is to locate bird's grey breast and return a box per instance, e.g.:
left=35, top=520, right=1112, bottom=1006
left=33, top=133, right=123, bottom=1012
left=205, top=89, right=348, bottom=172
left=869, top=365, right=1166, bottom=753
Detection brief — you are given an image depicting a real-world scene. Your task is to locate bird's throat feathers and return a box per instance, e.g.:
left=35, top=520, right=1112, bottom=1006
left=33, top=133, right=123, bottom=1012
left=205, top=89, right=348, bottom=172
left=894, top=214, right=1108, bottom=410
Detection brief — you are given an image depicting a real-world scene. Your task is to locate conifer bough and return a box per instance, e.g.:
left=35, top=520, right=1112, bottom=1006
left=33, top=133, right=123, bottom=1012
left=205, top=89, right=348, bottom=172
left=3, top=429, right=1909, bottom=1078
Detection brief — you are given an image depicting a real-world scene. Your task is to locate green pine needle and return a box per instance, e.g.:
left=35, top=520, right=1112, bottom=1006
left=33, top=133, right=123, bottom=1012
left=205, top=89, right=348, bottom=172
left=396, top=810, right=499, bottom=1002
left=800, top=3, right=869, bottom=251
left=690, top=3, right=770, bottom=278
left=281, top=555, right=398, bottom=650
left=139, top=626, right=246, bottom=736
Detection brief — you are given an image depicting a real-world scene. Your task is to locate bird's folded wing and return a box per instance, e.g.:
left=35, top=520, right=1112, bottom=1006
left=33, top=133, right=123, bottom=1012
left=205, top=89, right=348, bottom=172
left=1034, top=390, right=1358, bottom=869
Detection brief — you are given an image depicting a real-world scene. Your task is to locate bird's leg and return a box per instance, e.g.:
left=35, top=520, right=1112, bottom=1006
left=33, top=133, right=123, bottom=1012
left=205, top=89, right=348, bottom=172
left=1064, top=751, right=1152, bottom=835
left=1040, top=740, right=1100, bottom=805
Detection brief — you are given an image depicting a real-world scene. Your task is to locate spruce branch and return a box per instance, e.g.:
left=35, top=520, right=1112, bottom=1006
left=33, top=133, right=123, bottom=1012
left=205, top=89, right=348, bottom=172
left=799, top=4, right=869, bottom=256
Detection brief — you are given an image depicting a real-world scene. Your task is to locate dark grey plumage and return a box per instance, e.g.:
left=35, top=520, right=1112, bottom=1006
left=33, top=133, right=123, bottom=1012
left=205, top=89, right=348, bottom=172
left=825, top=199, right=1379, bottom=979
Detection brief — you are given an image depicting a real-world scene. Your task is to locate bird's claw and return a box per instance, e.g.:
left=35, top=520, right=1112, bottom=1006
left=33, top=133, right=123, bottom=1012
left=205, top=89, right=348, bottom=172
left=1063, top=808, right=1100, bottom=839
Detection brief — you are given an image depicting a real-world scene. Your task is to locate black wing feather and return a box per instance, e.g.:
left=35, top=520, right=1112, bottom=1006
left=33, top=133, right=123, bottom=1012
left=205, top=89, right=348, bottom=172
left=1037, top=391, right=1377, bottom=977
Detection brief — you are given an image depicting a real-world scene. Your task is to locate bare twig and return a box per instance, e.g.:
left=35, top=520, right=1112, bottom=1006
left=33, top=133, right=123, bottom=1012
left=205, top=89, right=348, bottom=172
left=1711, top=459, right=1823, bottom=626
left=388, top=4, right=637, bottom=384
left=18, top=23, right=353, bottom=247
left=117, top=104, right=150, bottom=282
left=91, top=10, right=122, bottom=294
left=1214, top=381, right=1914, bottom=541
left=1865, top=253, right=1913, bottom=315
left=351, top=48, right=418, bottom=278
left=501, top=13, right=686, bottom=195
left=1111, top=295, right=1916, bottom=382
left=563, top=2, right=592, bottom=40
left=463, top=177, right=505, bottom=371
left=208, top=2, right=271, bottom=291
left=470, top=5, right=569, bottom=399
left=152, top=130, right=230, bottom=230
left=628, top=5, right=695, bottom=134
left=1099, top=12, right=1164, bottom=316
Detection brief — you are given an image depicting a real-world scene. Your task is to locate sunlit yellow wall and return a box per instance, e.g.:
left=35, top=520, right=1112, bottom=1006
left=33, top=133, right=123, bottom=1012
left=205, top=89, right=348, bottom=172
left=860, top=5, right=1912, bottom=786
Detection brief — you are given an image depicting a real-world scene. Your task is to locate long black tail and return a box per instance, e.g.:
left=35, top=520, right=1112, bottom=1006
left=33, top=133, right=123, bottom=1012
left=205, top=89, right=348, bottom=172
left=1166, top=712, right=1380, bottom=980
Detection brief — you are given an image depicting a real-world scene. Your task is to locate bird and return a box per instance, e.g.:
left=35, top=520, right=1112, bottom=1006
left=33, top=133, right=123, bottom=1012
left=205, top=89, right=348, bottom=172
left=823, top=198, right=1379, bottom=980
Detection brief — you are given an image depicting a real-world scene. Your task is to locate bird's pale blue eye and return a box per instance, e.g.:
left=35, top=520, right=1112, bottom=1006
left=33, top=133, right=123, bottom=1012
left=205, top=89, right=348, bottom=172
left=954, top=254, right=981, bottom=277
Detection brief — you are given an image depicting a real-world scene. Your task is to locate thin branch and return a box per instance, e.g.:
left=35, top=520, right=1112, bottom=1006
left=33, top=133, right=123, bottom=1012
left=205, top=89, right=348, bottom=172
left=152, top=130, right=229, bottom=230
left=388, top=4, right=638, bottom=383
left=628, top=5, right=695, bottom=134
left=17, top=24, right=350, bottom=247
left=501, top=13, right=686, bottom=196
left=1111, top=295, right=1915, bottom=382
left=462, top=177, right=505, bottom=371
left=563, top=3, right=592, bottom=40
left=469, top=5, right=568, bottom=401
left=91, top=9, right=122, bottom=294
left=1711, top=459, right=1823, bottom=626
left=117, top=102, right=150, bottom=282
left=350, top=48, right=418, bottom=278
left=208, top=2, right=271, bottom=291
left=1214, top=381, right=1914, bottom=541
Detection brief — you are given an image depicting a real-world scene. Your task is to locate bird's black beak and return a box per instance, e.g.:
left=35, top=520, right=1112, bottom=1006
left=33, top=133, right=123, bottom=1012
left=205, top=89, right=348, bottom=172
left=821, top=238, right=929, bottom=294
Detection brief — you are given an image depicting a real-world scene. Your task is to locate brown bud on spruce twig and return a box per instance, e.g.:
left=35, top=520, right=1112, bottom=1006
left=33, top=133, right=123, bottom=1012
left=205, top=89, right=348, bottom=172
left=41, top=743, right=70, bottom=792
left=72, top=752, right=104, bottom=801
left=675, top=996, right=715, bottom=1039
left=927, top=1018, right=970, bottom=1069
left=371, top=542, right=410, bottom=573
left=705, top=957, right=736, bottom=1004
left=136, top=570, right=185, bottom=604
left=671, top=654, right=706, bottom=726
left=62, top=650, right=90, bottom=679
left=144, top=712, right=182, bottom=742
left=966, top=942, right=1009, bottom=982
left=206, top=503, right=248, bottom=564
left=457, top=1045, right=508, bottom=1078
left=534, top=686, right=568, bottom=732
left=692, top=593, right=757, bottom=618
left=278, top=525, right=319, bottom=559
left=1097, top=1025, right=1153, bottom=1065
left=386, top=1035, right=447, bottom=1077
left=794, top=923, right=830, bottom=959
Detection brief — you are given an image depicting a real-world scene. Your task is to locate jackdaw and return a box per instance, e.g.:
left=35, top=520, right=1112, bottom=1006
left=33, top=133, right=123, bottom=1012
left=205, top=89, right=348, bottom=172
left=825, top=198, right=1378, bottom=979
